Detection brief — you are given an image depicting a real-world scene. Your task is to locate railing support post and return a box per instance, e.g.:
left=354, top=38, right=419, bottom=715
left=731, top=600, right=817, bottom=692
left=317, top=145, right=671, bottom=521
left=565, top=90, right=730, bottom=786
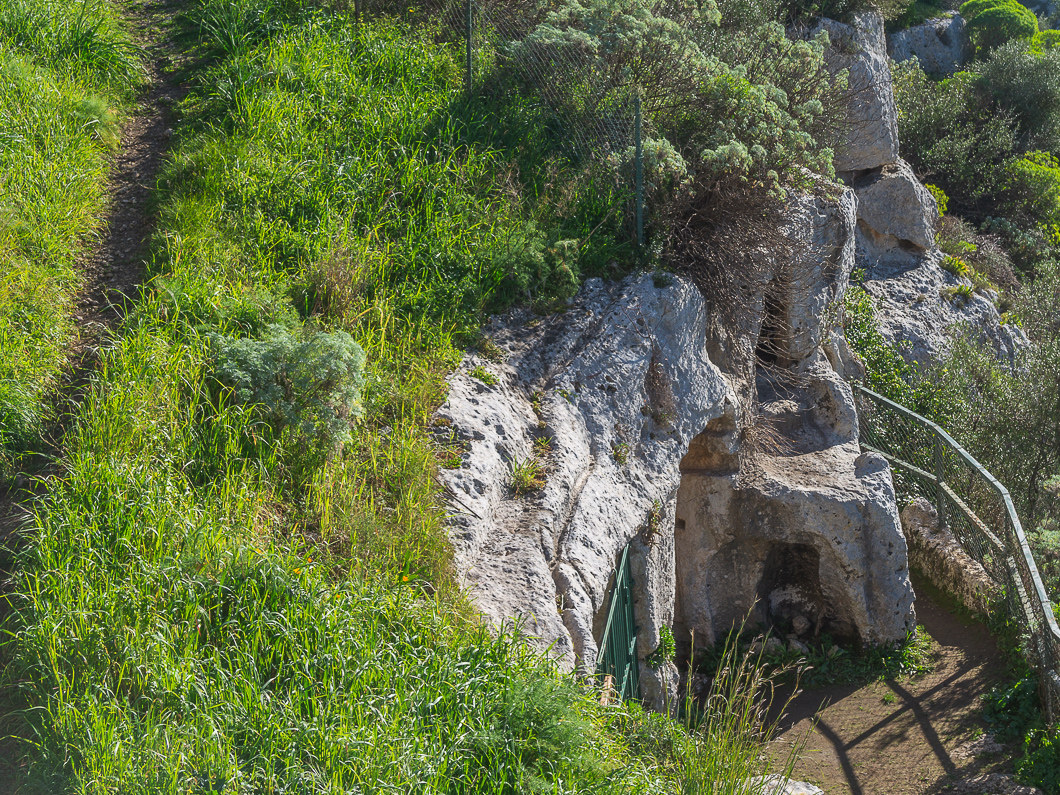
left=465, top=0, right=473, bottom=93
left=934, top=431, right=947, bottom=531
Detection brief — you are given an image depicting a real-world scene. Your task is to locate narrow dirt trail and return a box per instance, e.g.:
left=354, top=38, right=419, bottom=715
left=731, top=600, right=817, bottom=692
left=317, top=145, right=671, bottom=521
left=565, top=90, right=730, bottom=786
left=773, top=580, right=1018, bottom=795
left=0, top=2, right=185, bottom=785
left=0, top=0, right=186, bottom=528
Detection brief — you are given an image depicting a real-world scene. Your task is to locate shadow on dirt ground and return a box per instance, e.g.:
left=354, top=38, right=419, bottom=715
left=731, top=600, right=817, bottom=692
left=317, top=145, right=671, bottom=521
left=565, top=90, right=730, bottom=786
left=772, top=576, right=1019, bottom=795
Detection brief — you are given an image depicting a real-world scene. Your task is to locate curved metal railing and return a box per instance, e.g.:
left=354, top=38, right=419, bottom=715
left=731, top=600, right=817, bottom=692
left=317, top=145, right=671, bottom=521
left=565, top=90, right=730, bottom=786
left=854, top=384, right=1060, bottom=720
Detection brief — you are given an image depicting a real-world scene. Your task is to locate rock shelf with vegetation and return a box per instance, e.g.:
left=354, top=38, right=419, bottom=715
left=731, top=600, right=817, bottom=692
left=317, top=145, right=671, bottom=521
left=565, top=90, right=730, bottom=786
left=3, top=0, right=1060, bottom=790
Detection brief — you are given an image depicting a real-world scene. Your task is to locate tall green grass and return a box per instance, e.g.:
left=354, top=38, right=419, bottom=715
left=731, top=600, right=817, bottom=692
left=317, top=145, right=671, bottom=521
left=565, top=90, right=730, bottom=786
left=3, top=2, right=800, bottom=789
left=0, top=0, right=142, bottom=477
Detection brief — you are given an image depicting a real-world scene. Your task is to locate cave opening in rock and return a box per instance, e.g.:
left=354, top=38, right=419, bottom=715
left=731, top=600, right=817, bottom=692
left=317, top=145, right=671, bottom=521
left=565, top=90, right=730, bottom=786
left=756, top=542, right=824, bottom=638
left=754, top=286, right=790, bottom=367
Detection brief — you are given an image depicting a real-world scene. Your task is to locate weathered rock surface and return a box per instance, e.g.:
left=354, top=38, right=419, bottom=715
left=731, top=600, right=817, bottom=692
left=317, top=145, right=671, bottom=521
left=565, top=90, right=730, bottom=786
left=812, top=11, right=900, bottom=172
left=438, top=185, right=916, bottom=709
left=901, top=498, right=998, bottom=617
left=749, top=775, right=825, bottom=795
left=888, top=13, right=969, bottom=76
left=437, top=273, right=733, bottom=698
left=851, top=159, right=939, bottom=251
left=674, top=189, right=915, bottom=650
left=953, top=774, right=1045, bottom=795
left=858, top=249, right=1028, bottom=368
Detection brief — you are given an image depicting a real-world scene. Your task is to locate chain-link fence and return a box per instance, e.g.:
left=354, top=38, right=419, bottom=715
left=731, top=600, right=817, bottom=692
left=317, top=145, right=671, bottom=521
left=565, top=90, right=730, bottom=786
left=466, top=0, right=647, bottom=243
left=352, top=0, right=649, bottom=244
left=855, top=384, right=1060, bottom=721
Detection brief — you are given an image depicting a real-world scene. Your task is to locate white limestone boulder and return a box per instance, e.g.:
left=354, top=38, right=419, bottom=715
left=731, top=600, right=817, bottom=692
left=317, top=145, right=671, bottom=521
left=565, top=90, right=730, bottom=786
left=888, top=13, right=969, bottom=76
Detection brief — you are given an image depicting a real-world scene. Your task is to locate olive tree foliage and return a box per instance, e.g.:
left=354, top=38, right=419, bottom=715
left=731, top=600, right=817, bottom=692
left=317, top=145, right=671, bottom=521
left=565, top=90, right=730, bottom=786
left=894, top=63, right=1017, bottom=206
left=977, top=41, right=1060, bottom=154
left=930, top=264, right=1060, bottom=528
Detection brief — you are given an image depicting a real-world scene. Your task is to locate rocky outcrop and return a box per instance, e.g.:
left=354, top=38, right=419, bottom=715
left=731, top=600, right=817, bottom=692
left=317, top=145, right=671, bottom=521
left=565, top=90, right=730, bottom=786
left=813, top=12, right=900, bottom=172
left=812, top=12, right=940, bottom=254
left=673, top=191, right=915, bottom=650
left=888, top=13, right=969, bottom=76
left=751, top=777, right=826, bottom=795
left=437, top=183, right=917, bottom=707
left=858, top=249, right=1028, bottom=368
left=437, top=273, right=732, bottom=704
left=901, top=499, right=998, bottom=617
left=851, top=160, right=938, bottom=251
left=811, top=10, right=1020, bottom=366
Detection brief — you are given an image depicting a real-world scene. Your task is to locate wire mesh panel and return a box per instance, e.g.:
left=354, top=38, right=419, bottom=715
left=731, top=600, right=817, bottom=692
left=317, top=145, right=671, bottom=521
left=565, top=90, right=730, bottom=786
left=855, top=384, right=1060, bottom=721
left=597, top=543, right=641, bottom=703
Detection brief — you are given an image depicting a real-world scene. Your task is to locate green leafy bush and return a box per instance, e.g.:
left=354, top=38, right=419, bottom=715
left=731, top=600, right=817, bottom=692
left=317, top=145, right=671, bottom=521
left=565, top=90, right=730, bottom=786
left=513, top=0, right=845, bottom=201
left=894, top=62, right=1018, bottom=207
left=978, top=42, right=1060, bottom=153
left=1003, top=151, right=1060, bottom=226
left=960, top=0, right=1038, bottom=54
left=211, top=325, right=366, bottom=447
left=1031, top=29, right=1060, bottom=52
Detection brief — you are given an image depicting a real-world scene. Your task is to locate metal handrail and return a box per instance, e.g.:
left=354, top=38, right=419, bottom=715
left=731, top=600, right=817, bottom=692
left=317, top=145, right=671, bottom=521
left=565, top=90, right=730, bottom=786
left=854, top=384, right=1060, bottom=719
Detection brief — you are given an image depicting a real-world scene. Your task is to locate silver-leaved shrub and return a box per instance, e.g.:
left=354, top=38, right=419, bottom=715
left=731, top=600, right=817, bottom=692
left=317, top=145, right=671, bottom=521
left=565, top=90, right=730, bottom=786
left=211, top=324, right=366, bottom=449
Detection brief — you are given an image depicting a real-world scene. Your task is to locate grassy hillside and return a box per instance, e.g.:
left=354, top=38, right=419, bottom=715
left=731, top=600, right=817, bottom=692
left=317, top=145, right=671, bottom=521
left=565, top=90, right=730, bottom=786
left=0, top=0, right=143, bottom=476
left=0, top=1, right=804, bottom=791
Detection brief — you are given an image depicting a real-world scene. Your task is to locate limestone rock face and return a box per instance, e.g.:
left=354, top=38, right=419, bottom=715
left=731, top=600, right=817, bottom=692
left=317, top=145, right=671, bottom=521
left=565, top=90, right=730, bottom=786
left=852, top=159, right=939, bottom=251
left=812, top=12, right=900, bottom=172
left=438, top=185, right=916, bottom=710
left=858, top=249, right=1029, bottom=368
left=674, top=186, right=914, bottom=650
left=888, top=13, right=969, bottom=76
left=436, top=273, right=733, bottom=695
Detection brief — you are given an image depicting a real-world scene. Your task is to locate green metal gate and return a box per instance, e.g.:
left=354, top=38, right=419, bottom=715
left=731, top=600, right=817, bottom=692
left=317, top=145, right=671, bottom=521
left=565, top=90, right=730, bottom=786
left=596, top=543, right=641, bottom=702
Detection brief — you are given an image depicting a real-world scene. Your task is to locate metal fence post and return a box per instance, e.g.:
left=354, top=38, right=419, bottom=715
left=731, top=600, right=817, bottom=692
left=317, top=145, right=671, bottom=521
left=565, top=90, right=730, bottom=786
left=635, top=93, right=644, bottom=248
left=465, top=0, right=473, bottom=92
left=934, top=431, right=948, bottom=531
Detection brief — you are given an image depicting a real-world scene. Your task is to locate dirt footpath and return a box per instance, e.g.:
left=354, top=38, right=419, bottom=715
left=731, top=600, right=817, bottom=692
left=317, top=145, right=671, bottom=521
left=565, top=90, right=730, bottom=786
left=773, top=582, right=1018, bottom=795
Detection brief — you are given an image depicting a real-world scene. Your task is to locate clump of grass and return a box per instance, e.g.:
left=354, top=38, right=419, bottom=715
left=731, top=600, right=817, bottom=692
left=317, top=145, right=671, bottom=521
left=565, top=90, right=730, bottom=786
left=469, top=364, right=499, bottom=386
left=510, top=455, right=546, bottom=495
left=943, top=283, right=976, bottom=306
left=703, top=624, right=935, bottom=689
left=0, top=24, right=141, bottom=476
left=533, top=435, right=553, bottom=455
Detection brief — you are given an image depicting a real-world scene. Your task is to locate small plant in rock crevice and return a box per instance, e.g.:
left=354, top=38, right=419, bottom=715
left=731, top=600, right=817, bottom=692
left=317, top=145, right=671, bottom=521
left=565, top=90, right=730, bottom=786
left=510, top=456, right=546, bottom=495
left=943, top=283, right=976, bottom=306
left=612, top=440, right=631, bottom=464
left=646, top=625, right=676, bottom=669
left=469, top=364, right=498, bottom=386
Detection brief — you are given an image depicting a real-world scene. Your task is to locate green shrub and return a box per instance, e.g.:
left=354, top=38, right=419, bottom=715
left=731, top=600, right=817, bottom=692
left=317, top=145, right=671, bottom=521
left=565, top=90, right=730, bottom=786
left=960, top=0, right=1038, bottom=54
left=514, top=0, right=845, bottom=199
left=1003, top=151, right=1060, bottom=226
left=926, top=183, right=949, bottom=214
left=978, top=42, right=1060, bottom=153
left=894, top=62, right=1018, bottom=207
left=211, top=325, right=366, bottom=448
left=1031, top=29, right=1060, bottom=52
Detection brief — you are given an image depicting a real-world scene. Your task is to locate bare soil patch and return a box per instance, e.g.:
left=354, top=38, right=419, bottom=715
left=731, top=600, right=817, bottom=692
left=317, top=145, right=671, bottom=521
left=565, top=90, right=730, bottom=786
left=773, top=579, right=1016, bottom=795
